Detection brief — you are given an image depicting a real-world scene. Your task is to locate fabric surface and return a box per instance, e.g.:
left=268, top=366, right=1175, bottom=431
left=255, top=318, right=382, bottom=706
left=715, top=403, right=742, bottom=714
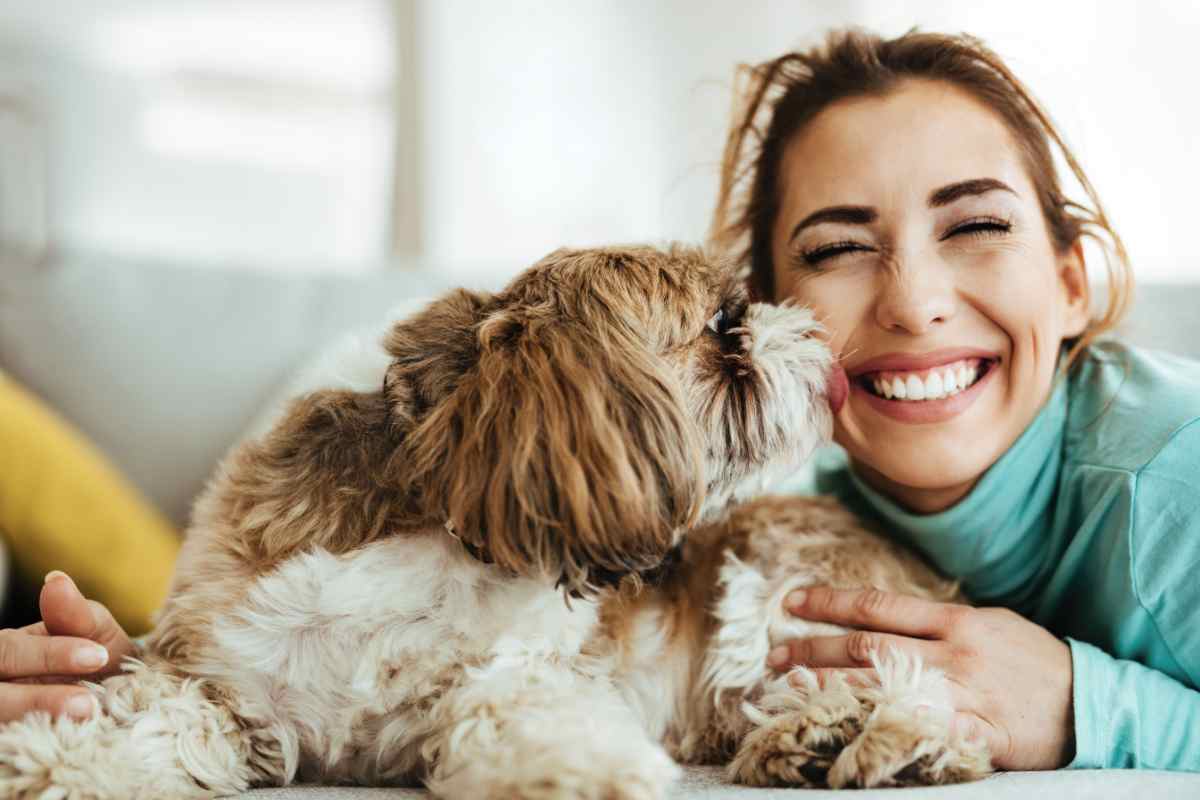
left=811, top=341, right=1200, bottom=771
left=238, top=765, right=1200, bottom=799
left=0, top=369, right=179, bottom=635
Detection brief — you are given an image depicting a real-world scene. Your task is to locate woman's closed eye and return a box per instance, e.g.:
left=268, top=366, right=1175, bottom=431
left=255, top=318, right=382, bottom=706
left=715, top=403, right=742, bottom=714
left=941, top=215, right=1012, bottom=241
left=799, top=240, right=873, bottom=267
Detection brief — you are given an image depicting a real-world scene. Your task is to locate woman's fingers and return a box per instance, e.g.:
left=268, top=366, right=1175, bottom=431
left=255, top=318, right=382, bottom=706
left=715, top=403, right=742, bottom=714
left=0, top=682, right=98, bottom=723
left=0, top=629, right=111, bottom=680
left=769, top=631, right=942, bottom=670
left=784, top=586, right=966, bottom=638
left=39, top=572, right=134, bottom=676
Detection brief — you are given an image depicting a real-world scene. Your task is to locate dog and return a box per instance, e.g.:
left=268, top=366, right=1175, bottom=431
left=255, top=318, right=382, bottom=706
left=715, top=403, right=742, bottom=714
left=0, top=244, right=990, bottom=798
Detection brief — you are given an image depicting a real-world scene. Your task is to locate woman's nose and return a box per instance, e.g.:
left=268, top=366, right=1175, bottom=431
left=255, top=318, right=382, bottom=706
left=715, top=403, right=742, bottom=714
left=873, top=264, right=956, bottom=335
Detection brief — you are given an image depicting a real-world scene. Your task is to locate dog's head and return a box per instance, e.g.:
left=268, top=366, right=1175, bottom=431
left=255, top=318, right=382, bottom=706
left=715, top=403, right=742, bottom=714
left=384, top=244, right=832, bottom=596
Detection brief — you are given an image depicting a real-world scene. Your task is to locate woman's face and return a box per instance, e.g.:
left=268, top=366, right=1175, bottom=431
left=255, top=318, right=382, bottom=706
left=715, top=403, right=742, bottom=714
left=771, top=79, right=1089, bottom=513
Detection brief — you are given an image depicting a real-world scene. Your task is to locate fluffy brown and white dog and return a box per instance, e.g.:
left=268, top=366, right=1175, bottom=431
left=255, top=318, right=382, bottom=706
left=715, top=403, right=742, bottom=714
left=0, top=245, right=990, bottom=798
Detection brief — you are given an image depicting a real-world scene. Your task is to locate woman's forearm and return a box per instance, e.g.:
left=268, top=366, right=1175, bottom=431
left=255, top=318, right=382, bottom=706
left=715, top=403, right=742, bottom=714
left=1067, top=638, right=1200, bottom=771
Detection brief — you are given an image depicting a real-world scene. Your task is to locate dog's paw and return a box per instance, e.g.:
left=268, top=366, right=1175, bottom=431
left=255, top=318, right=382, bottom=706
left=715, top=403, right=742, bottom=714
left=826, top=702, right=991, bottom=788
left=727, top=671, right=867, bottom=787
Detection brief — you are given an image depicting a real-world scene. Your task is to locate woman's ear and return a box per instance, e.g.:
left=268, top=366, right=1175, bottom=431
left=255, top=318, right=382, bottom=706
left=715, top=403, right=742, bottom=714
left=1059, top=239, right=1091, bottom=338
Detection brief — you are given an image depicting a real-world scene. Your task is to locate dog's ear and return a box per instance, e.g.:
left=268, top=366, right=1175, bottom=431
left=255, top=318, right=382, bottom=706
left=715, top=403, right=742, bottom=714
left=407, top=308, right=705, bottom=596
left=381, top=288, right=492, bottom=430
left=214, top=290, right=493, bottom=567
left=216, top=387, right=419, bottom=566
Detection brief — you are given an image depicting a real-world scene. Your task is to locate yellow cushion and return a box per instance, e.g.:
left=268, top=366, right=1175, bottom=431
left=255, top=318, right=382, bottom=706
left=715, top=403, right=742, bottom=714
left=0, top=371, right=179, bottom=635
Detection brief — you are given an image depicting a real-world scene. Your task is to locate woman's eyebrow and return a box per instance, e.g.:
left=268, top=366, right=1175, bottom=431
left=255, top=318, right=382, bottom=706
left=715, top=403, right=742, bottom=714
left=928, top=177, right=1016, bottom=207
left=787, top=178, right=1017, bottom=244
left=788, top=206, right=876, bottom=244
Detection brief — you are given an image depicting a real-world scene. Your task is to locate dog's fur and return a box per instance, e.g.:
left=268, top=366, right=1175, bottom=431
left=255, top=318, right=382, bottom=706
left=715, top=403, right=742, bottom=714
left=0, top=245, right=990, bottom=798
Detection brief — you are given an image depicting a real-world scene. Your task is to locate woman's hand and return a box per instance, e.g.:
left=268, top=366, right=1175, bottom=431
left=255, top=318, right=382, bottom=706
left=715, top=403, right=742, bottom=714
left=768, top=586, right=1075, bottom=771
left=0, top=571, right=135, bottom=722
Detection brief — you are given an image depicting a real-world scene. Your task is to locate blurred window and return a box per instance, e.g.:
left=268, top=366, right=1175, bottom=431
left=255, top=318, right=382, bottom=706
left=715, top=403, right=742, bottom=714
left=0, top=0, right=403, bottom=273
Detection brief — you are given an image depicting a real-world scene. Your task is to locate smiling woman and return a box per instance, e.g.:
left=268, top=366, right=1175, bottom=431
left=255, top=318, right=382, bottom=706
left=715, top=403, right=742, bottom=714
left=711, top=29, right=1200, bottom=774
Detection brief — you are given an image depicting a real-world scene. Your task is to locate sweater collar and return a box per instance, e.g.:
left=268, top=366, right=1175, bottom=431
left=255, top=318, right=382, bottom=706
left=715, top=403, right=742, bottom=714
left=838, top=374, right=1069, bottom=602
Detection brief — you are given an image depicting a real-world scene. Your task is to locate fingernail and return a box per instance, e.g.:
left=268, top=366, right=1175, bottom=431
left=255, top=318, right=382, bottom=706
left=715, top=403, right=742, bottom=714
left=44, top=570, right=69, bottom=584
left=65, top=693, right=97, bottom=720
left=73, top=645, right=109, bottom=670
left=767, top=645, right=790, bottom=668
left=785, top=589, right=806, bottom=611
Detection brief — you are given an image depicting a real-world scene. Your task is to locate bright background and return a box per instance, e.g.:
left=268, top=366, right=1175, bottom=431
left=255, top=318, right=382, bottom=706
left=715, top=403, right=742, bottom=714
left=0, top=1, right=1195, bottom=284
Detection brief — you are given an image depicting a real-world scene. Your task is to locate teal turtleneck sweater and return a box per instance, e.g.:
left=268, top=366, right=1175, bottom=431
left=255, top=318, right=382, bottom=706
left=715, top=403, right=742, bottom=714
left=796, top=341, right=1200, bottom=771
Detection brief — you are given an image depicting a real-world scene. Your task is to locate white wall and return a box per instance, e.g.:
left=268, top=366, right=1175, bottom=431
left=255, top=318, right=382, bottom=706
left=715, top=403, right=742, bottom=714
left=0, top=0, right=396, bottom=273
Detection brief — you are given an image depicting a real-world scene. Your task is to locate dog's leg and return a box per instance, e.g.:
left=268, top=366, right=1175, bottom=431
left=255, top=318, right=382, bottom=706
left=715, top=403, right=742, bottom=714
left=421, top=647, right=680, bottom=800
left=0, top=656, right=264, bottom=799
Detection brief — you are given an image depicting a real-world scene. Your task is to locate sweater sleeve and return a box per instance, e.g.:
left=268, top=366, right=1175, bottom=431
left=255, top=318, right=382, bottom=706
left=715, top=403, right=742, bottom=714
left=1066, top=638, right=1200, bottom=770
left=1066, top=419, right=1200, bottom=771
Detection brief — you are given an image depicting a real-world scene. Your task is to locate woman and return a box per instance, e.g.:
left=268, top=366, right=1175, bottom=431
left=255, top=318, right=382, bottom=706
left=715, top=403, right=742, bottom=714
left=4, top=28, right=1197, bottom=774
left=708, top=29, right=1199, bottom=772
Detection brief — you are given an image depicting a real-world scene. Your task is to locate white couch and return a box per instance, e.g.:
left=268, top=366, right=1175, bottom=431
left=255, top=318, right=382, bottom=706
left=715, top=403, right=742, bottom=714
left=2, top=249, right=1198, bottom=798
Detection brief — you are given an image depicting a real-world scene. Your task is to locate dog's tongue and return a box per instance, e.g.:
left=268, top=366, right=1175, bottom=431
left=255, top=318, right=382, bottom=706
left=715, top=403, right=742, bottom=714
left=828, top=364, right=849, bottom=416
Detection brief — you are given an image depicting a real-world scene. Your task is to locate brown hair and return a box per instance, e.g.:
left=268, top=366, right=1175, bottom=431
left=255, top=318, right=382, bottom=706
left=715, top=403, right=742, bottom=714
left=709, top=28, right=1133, bottom=369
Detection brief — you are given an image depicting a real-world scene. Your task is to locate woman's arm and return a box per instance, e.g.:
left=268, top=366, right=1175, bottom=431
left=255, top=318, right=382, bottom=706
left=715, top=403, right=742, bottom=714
left=1068, top=638, right=1200, bottom=770
left=774, top=582, right=1200, bottom=772
left=1086, top=418, right=1200, bottom=770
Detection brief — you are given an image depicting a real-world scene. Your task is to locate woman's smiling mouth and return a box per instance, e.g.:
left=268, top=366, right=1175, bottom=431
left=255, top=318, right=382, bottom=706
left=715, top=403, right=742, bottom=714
left=846, top=348, right=1002, bottom=424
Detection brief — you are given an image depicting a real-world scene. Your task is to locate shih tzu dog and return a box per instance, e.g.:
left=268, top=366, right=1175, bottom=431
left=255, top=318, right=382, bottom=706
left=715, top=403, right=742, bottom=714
left=0, top=245, right=990, bottom=798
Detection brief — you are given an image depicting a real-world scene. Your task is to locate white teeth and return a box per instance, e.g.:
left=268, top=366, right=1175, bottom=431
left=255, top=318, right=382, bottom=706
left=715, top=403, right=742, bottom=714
left=867, top=360, right=989, bottom=402
left=925, top=372, right=943, bottom=399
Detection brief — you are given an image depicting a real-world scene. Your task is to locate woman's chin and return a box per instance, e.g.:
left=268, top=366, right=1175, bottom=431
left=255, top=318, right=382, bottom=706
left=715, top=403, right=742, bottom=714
left=839, top=426, right=1006, bottom=511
